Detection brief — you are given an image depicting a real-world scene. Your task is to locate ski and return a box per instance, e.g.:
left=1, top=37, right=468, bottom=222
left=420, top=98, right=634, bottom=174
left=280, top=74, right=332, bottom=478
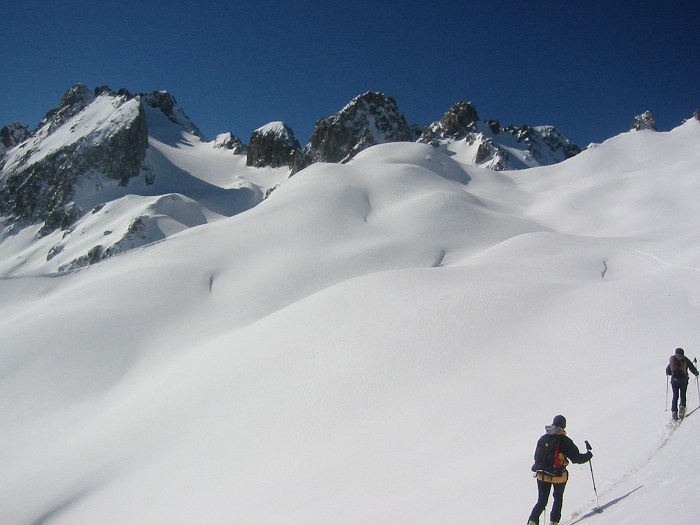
left=668, top=413, right=682, bottom=430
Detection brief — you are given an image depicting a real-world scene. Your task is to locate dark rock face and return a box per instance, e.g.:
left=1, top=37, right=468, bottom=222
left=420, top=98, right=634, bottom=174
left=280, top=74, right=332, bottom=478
left=142, top=90, right=203, bottom=138
left=0, top=122, right=30, bottom=159
left=0, top=87, right=149, bottom=234
left=295, top=92, right=415, bottom=173
left=246, top=122, right=301, bottom=168
left=419, top=101, right=480, bottom=143
left=507, top=124, right=582, bottom=161
left=631, top=111, right=657, bottom=131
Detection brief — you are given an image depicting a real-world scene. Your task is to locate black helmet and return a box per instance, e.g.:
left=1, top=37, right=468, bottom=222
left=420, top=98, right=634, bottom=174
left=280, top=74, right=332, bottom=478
left=675, top=348, right=685, bottom=356
left=552, top=415, right=567, bottom=429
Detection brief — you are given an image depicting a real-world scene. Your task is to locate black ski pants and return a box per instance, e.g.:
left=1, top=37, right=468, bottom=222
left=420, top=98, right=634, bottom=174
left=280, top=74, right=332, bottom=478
left=528, top=478, right=566, bottom=524
left=670, top=379, right=688, bottom=413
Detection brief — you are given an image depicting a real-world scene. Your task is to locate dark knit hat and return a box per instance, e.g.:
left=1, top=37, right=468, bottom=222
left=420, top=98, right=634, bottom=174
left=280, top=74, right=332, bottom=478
left=675, top=348, right=684, bottom=355
left=552, top=415, right=567, bottom=429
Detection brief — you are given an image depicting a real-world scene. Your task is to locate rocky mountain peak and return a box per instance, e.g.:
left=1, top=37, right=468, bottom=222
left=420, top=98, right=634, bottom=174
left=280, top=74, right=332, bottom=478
left=40, top=83, right=97, bottom=133
left=295, top=91, right=414, bottom=173
left=419, top=100, right=581, bottom=170
left=59, top=83, right=95, bottom=107
left=419, top=101, right=480, bottom=143
left=142, top=90, right=203, bottom=138
left=246, top=122, right=301, bottom=168
left=631, top=111, right=657, bottom=131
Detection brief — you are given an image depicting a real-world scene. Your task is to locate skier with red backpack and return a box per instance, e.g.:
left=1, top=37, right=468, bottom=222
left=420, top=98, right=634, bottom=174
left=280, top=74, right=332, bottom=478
left=526, top=415, right=592, bottom=525
left=666, top=347, right=699, bottom=420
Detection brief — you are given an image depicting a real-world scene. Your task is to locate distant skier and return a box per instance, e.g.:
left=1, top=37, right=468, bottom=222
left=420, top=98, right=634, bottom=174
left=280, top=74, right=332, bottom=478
left=526, top=415, right=592, bottom=525
left=666, top=347, right=699, bottom=420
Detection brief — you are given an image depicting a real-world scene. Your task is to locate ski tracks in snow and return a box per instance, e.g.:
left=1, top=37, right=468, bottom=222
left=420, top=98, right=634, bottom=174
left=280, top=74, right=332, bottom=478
left=566, top=409, right=696, bottom=524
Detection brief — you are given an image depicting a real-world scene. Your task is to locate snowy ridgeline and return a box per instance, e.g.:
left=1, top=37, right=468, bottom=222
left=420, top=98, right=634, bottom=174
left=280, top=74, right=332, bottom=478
left=0, top=116, right=700, bottom=523
left=0, top=86, right=586, bottom=275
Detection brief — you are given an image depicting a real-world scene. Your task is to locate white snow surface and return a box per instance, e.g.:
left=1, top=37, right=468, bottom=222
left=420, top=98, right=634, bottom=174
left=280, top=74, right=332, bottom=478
left=1, top=120, right=700, bottom=524
left=254, top=121, right=294, bottom=138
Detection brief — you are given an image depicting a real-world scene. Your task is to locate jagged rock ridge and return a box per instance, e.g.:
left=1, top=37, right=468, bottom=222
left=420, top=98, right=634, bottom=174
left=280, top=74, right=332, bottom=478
left=1, top=84, right=604, bottom=273
left=419, top=100, right=581, bottom=170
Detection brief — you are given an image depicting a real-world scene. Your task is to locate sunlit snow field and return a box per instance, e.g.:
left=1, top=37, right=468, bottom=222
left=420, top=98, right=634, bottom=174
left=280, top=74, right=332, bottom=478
left=1, top=119, right=699, bottom=524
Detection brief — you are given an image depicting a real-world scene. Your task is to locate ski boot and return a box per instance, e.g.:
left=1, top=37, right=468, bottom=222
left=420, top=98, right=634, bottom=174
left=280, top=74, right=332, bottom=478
left=679, top=405, right=686, bottom=419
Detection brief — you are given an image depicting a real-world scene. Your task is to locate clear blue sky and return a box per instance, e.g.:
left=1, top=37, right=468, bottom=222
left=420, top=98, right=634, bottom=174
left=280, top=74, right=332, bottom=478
left=2, top=0, right=698, bottom=147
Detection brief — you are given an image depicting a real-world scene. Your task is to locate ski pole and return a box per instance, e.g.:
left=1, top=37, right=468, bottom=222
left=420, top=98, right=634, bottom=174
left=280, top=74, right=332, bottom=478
left=695, top=358, right=700, bottom=406
left=585, top=440, right=602, bottom=512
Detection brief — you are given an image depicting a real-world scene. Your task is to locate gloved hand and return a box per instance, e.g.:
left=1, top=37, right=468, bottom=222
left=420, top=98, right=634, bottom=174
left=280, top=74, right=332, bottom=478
left=586, top=451, right=593, bottom=461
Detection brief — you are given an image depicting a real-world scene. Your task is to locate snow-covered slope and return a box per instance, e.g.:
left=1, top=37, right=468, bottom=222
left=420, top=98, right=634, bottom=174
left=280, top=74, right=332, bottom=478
left=0, top=116, right=699, bottom=524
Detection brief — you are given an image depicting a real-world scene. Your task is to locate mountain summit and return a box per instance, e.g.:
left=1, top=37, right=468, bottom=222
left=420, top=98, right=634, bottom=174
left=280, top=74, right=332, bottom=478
left=294, top=92, right=419, bottom=172
left=246, top=121, right=302, bottom=169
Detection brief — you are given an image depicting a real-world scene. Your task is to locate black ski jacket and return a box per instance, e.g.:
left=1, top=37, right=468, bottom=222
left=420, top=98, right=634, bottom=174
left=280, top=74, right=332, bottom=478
left=666, top=356, right=699, bottom=383
left=533, top=427, right=592, bottom=483
left=556, top=434, right=592, bottom=465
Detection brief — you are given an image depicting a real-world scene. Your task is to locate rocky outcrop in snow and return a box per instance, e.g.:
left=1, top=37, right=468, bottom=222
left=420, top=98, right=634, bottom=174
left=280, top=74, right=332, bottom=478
left=212, top=132, right=248, bottom=155
left=419, top=100, right=581, bottom=170
left=631, top=111, right=657, bottom=131
left=294, top=92, right=417, bottom=173
left=0, top=121, right=30, bottom=159
left=246, top=122, right=301, bottom=168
